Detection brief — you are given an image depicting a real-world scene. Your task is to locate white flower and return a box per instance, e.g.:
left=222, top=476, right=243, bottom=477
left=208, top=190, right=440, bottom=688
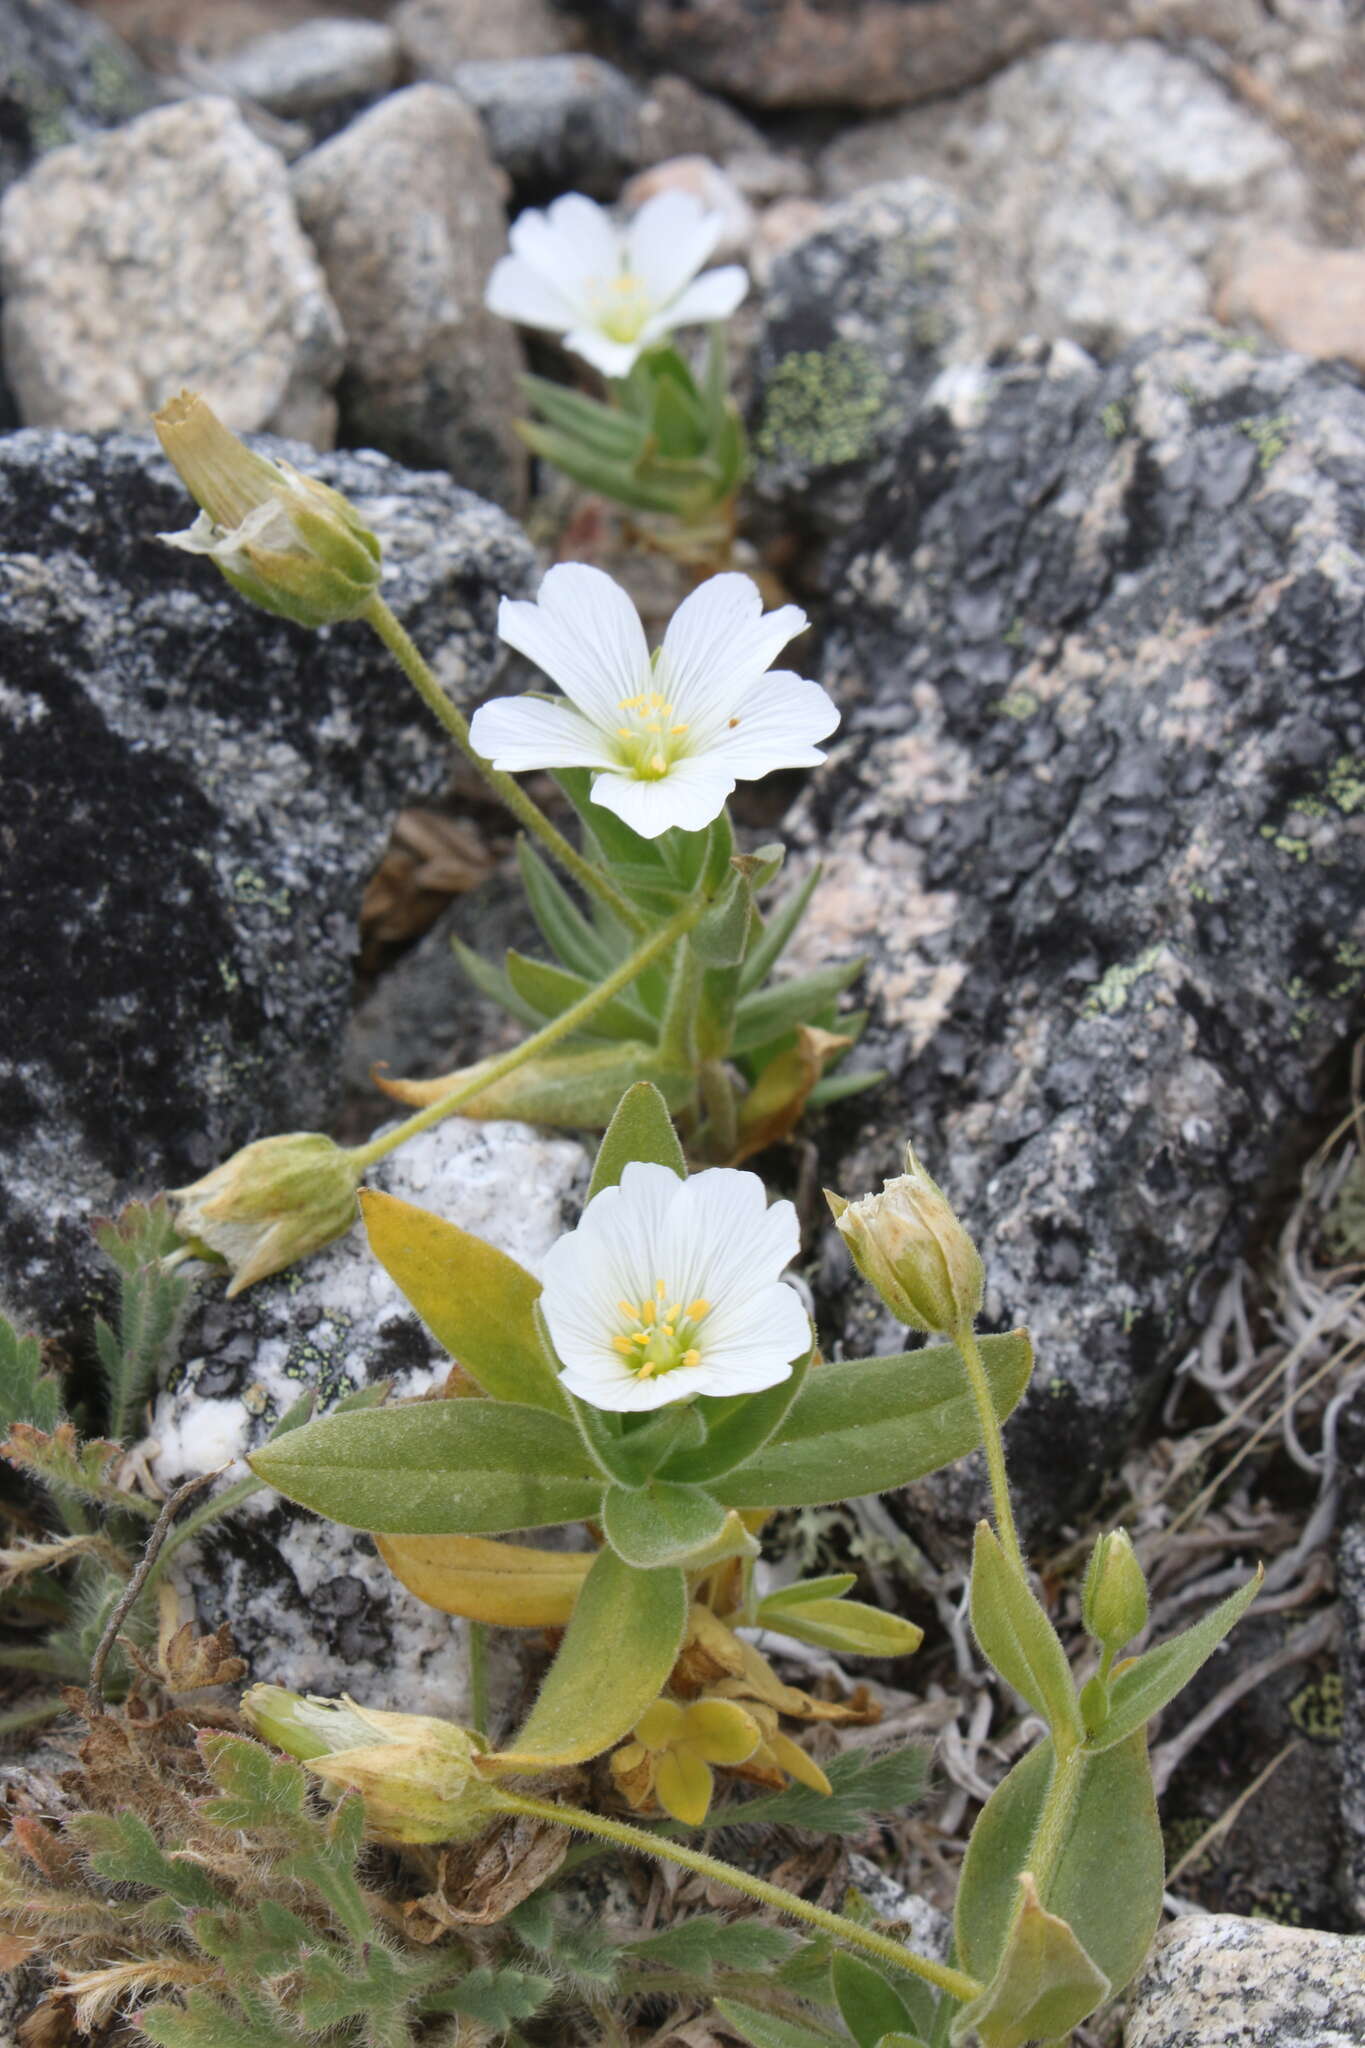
left=469, top=564, right=838, bottom=839
left=540, top=1161, right=811, bottom=1413
left=485, top=189, right=748, bottom=378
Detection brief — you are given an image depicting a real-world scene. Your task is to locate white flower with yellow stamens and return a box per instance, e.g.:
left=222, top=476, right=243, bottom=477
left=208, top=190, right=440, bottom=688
left=485, top=189, right=747, bottom=379
left=469, top=564, right=838, bottom=839
left=539, top=1161, right=811, bottom=1413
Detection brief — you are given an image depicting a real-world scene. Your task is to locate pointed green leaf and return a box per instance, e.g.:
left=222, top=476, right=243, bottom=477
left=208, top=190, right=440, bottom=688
left=360, top=1188, right=567, bottom=1414
left=0, top=1312, right=62, bottom=1433
left=521, top=371, right=645, bottom=457
left=950, top=1876, right=1109, bottom=2048
left=970, top=1522, right=1082, bottom=1742
left=708, top=1743, right=928, bottom=1839
left=625, top=1917, right=794, bottom=1974
left=602, top=1478, right=730, bottom=1567
left=955, top=1733, right=1162, bottom=2002
left=732, top=960, right=863, bottom=1055
left=505, top=948, right=655, bottom=1041
left=740, top=866, right=822, bottom=994
left=1088, top=1567, right=1262, bottom=1750
left=807, top=1068, right=883, bottom=1110
left=588, top=1080, right=687, bottom=1198
left=662, top=1349, right=810, bottom=1484
left=450, top=933, right=544, bottom=1027
left=716, top=1332, right=1033, bottom=1510
left=516, top=840, right=615, bottom=981
left=440, top=1040, right=695, bottom=1127
left=567, top=1383, right=705, bottom=1486
left=765, top=1595, right=923, bottom=1660
left=832, top=1952, right=919, bottom=2048
left=692, top=868, right=754, bottom=967
left=248, top=1399, right=602, bottom=1534
left=713, top=2000, right=845, bottom=2048
left=425, top=1965, right=555, bottom=2027
left=497, top=1546, right=687, bottom=1765
left=758, top=1573, right=859, bottom=1610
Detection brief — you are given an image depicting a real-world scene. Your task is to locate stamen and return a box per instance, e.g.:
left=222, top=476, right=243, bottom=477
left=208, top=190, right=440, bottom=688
left=682, top=1348, right=701, bottom=1367
left=655, top=1279, right=667, bottom=1296
left=670, top=723, right=689, bottom=735
left=686, top=1298, right=711, bottom=1320
left=631, top=1331, right=650, bottom=1347
left=613, top=1336, right=635, bottom=1357
left=728, top=717, right=741, bottom=729
left=618, top=1299, right=636, bottom=1318
left=641, top=1299, right=656, bottom=1326
left=650, top=752, right=666, bottom=774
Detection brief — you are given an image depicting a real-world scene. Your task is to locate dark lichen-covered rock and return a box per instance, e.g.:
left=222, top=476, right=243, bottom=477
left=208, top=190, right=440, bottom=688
left=0, top=0, right=156, bottom=202
left=1339, top=1389, right=1365, bottom=1924
left=750, top=178, right=982, bottom=540
left=0, top=430, right=534, bottom=1342
left=787, top=333, right=1365, bottom=1536
left=448, top=54, right=642, bottom=199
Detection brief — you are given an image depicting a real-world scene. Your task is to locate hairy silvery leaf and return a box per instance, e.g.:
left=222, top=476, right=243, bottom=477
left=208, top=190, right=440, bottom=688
left=588, top=1080, right=687, bottom=1198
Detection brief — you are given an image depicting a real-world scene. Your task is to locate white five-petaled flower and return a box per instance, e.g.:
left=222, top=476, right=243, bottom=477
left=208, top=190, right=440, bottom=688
left=484, top=189, right=748, bottom=379
left=540, top=1161, right=811, bottom=1413
left=469, top=564, right=838, bottom=839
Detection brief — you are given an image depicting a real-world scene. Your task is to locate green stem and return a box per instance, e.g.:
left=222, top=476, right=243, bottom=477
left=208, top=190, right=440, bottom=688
left=953, top=1320, right=1025, bottom=1578
left=699, top=1057, right=738, bottom=1162
left=347, top=898, right=701, bottom=1172
left=1025, top=1743, right=1087, bottom=1905
left=496, top=1789, right=982, bottom=2005
left=468, top=1620, right=490, bottom=1741
left=363, top=593, right=646, bottom=935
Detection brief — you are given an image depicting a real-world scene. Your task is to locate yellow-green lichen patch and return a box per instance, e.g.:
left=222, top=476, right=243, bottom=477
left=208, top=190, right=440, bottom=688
left=756, top=341, right=893, bottom=471
left=1237, top=412, right=1291, bottom=471
left=1082, top=942, right=1167, bottom=1019
left=1288, top=1669, right=1343, bottom=1743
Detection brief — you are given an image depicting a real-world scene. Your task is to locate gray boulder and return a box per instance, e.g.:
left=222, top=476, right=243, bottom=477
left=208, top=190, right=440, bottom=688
left=1123, top=1914, right=1365, bottom=2046
left=0, top=0, right=157, bottom=204
left=149, top=1116, right=589, bottom=1718
left=0, top=429, right=534, bottom=1343
left=394, top=0, right=580, bottom=71
left=0, top=96, right=343, bottom=446
left=291, top=85, right=527, bottom=511
left=206, top=18, right=402, bottom=126
left=449, top=54, right=643, bottom=198
left=787, top=332, right=1365, bottom=1536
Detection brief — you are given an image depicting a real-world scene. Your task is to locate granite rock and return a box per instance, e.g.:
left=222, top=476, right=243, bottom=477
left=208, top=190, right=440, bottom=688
left=291, top=85, right=527, bottom=511
left=0, top=0, right=157, bottom=204
left=567, top=0, right=1121, bottom=110
left=0, top=429, right=534, bottom=1345
left=787, top=332, right=1365, bottom=1536
left=1218, top=235, right=1365, bottom=375
left=0, top=96, right=343, bottom=444
left=818, top=39, right=1311, bottom=358
left=751, top=178, right=982, bottom=538
left=1123, top=1914, right=1365, bottom=2047
left=148, top=1116, right=589, bottom=1717
left=449, top=54, right=642, bottom=199
left=394, top=0, right=579, bottom=71
left=207, top=17, right=402, bottom=123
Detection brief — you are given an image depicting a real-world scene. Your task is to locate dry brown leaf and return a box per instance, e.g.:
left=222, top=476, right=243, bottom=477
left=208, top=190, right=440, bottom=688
left=404, top=1810, right=568, bottom=1935
left=361, top=808, right=496, bottom=954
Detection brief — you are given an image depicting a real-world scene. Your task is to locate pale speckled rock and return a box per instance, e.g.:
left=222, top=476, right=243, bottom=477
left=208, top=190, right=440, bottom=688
left=818, top=40, right=1311, bottom=359
left=0, top=429, right=534, bottom=1347
left=290, top=85, right=527, bottom=511
left=791, top=332, right=1365, bottom=1536
left=394, top=0, right=580, bottom=71
left=845, top=1853, right=952, bottom=1964
left=1123, top=1915, right=1365, bottom=2047
left=751, top=178, right=983, bottom=537
left=1217, top=235, right=1365, bottom=375
left=449, top=54, right=642, bottom=198
left=0, top=96, right=343, bottom=444
left=207, top=18, right=402, bottom=121
left=148, top=1116, right=589, bottom=1717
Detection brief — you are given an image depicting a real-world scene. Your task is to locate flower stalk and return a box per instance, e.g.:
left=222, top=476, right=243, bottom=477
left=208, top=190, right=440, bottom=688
left=953, top=1317, right=1025, bottom=1579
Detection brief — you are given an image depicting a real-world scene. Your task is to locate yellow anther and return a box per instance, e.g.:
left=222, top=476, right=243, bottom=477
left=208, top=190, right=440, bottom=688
left=728, top=716, right=741, bottom=729
left=686, top=1298, right=711, bottom=1321
left=641, top=1299, right=656, bottom=1326
left=667, top=1303, right=682, bottom=1322
left=682, top=1348, right=701, bottom=1367
left=638, top=1358, right=656, bottom=1378
left=670, top=723, right=689, bottom=735
left=650, top=752, right=666, bottom=774
left=656, top=1279, right=667, bottom=1296
left=613, top=1335, right=635, bottom=1357
left=618, top=1299, right=636, bottom=1318
left=663, top=1324, right=676, bottom=1338
left=631, top=1331, right=650, bottom=1347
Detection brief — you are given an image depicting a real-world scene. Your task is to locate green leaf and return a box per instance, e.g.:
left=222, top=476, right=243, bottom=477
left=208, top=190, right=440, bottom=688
left=732, top=961, right=863, bottom=1055
left=138, top=1991, right=299, bottom=2048
left=716, top=1332, right=1034, bottom=1510
left=625, top=1916, right=795, bottom=1975
left=833, top=1952, right=918, bottom=2048
left=92, top=1197, right=195, bottom=1442
left=970, top=1522, right=1081, bottom=1742
left=199, top=1732, right=310, bottom=1832
left=0, top=1312, right=62, bottom=1433
left=569, top=1389, right=706, bottom=1488
left=518, top=419, right=693, bottom=516
left=807, top=1068, right=884, bottom=1111
left=950, top=1876, right=1109, bottom=2048
left=69, top=1811, right=222, bottom=1908
left=740, top=866, right=822, bottom=995
left=713, top=2000, right=846, bottom=2048
left=588, top=1080, right=687, bottom=1198
left=359, top=1189, right=568, bottom=1415
left=505, top=948, right=654, bottom=1041
left=450, top=933, right=545, bottom=1028
left=521, top=371, right=644, bottom=458
left=1088, top=1567, right=1262, bottom=1751
left=954, top=1733, right=1162, bottom=2003
left=497, top=1545, right=687, bottom=1765
left=708, top=1743, right=928, bottom=1839
left=435, top=1041, right=695, bottom=1128
left=692, top=862, right=754, bottom=968
left=662, top=1349, right=810, bottom=1484
left=517, top=840, right=615, bottom=981
left=757, top=1573, right=859, bottom=1611
left=764, top=1595, right=923, bottom=1660
left=425, top=1965, right=555, bottom=2027
left=602, top=1478, right=730, bottom=1567
left=247, top=1399, right=602, bottom=1534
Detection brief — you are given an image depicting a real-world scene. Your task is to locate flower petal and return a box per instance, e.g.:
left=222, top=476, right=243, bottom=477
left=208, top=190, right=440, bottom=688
left=589, top=754, right=736, bottom=838
left=558, top=1358, right=696, bottom=1412
left=539, top=1160, right=686, bottom=1388
left=469, top=695, right=617, bottom=772
left=655, top=1744, right=714, bottom=1826
left=562, top=325, right=646, bottom=379
left=711, top=669, right=840, bottom=778
left=497, top=564, right=649, bottom=728
left=507, top=194, right=618, bottom=315
left=484, top=253, right=576, bottom=333
left=662, top=1170, right=799, bottom=1315
left=635, top=1697, right=687, bottom=1752
left=626, top=190, right=722, bottom=307
left=685, top=1698, right=761, bottom=1766
left=640, top=264, right=748, bottom=341
left=659, top=574, right=809, bottom=731
left=699, top=1281, right=811, bottom=1387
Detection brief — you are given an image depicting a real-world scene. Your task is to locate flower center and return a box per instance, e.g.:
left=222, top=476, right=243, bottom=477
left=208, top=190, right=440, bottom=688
left=590, top=270, right=653, bottom=344
left=615, top=689, right=691, bottom=781
left=612, top=1279, right=712, bottom=1379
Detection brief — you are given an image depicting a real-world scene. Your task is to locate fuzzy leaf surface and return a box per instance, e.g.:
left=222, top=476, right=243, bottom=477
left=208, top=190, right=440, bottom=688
left=602, top=1479, right=730, bottom=1568
left=970, top=1523, right=1081, bottom=1741
left=832, top=1952, right=919, bottom=2048
left=588, top=1080, right=687, bottom=1198
left=1088, top=1568, right=1262, bottom=1750
left=376, top=1532, right=592, bottom=1625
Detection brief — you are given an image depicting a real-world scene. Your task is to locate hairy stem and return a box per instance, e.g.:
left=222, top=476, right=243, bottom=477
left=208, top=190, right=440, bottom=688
left=953, top=1319, right=1025, bottom=1577
left=1024, top=1742, right=1087, bottom=1905
left=363, top=594, right=646, bottom=934
left=347, top=899, right=701, bottom=1171
left=496, top=1789, right=982, bottom=2004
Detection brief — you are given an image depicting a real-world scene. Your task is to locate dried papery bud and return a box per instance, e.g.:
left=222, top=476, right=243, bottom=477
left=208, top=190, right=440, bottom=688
left=169, top=1133, right=362, bottom=1296
left=242, top=1685, right=506, bottom=1845
left=153, top=391, right=381, bottom=628
left=1081, top=1529, right=1149, bottom=1656
left=825, top=1143, right=983, bottom=1334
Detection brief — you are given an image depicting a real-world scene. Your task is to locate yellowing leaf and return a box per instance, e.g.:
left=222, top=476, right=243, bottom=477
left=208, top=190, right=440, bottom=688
left=377, top=1533, right=593, bottom=1626
left=950, top=1875, right=1109, bottom=2048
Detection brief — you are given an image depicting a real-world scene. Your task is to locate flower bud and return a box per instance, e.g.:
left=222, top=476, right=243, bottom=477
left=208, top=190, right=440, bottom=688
left=242, top=1685, right=506, bottom=1844
left=825, top=1143, right=983, bottom=1334
left=1081, top=1529, right=1149, bottom=1656
left=153, top=391, right=381, bottom=628
left=169, top=1133, right=362, bottom=1296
